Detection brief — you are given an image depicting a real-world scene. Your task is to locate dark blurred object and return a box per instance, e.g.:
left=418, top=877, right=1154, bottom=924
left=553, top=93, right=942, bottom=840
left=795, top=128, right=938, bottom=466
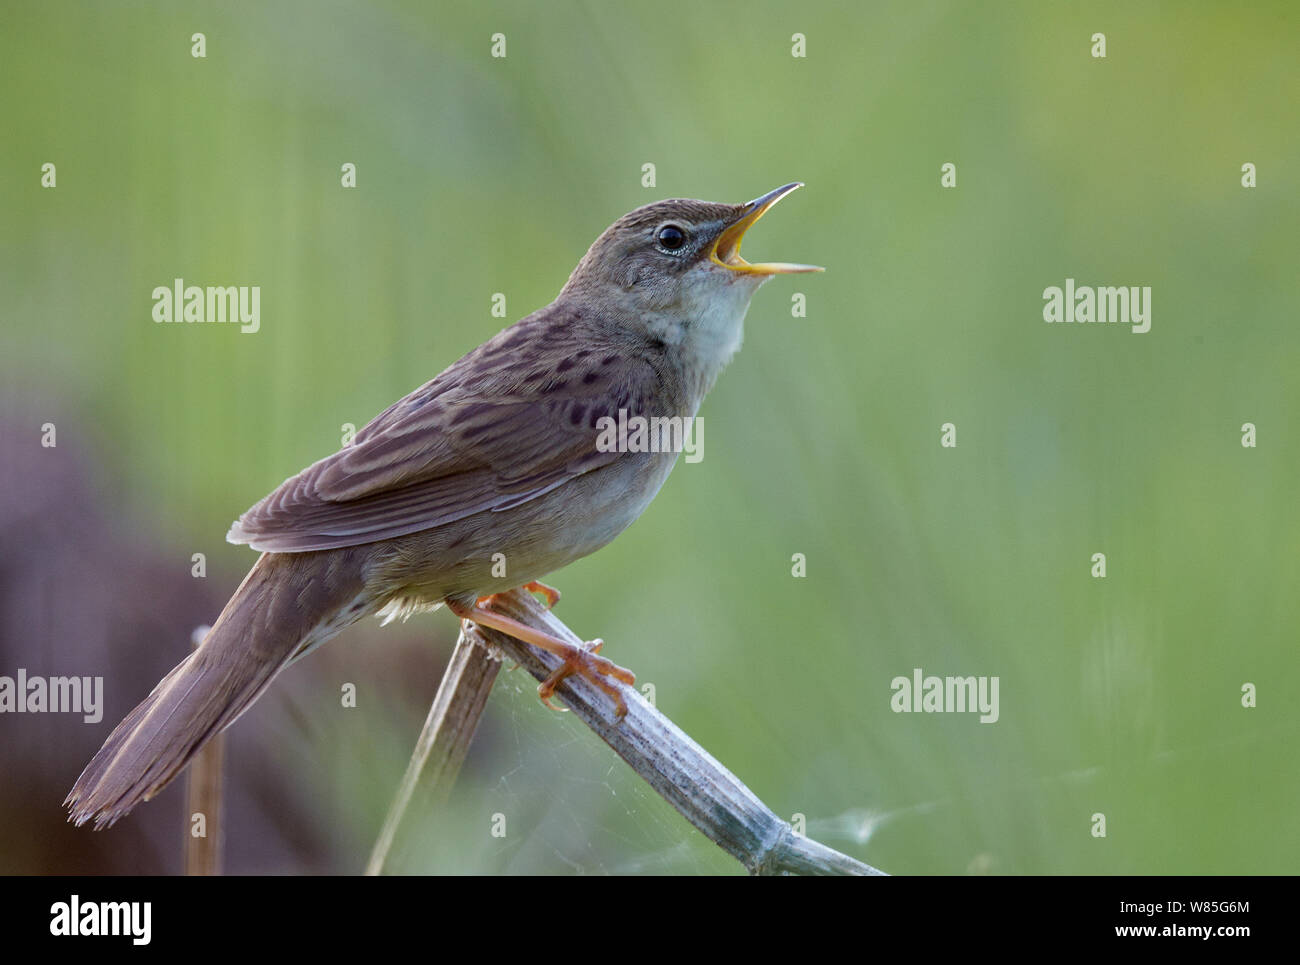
left=0, top=397, right=452, bottom=873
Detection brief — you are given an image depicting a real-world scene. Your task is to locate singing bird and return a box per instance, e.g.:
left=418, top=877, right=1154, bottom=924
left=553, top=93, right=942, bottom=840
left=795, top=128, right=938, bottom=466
left=66, top=183, right=822, bottom=828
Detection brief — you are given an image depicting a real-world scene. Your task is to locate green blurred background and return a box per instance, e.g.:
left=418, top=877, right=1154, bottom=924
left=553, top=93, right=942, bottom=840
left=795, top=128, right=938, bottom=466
left=2, top=0, right=1296, bottom=874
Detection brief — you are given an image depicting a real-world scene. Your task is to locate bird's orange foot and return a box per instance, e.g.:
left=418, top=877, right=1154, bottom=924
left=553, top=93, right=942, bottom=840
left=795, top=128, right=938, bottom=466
left=523, top=580, right=561, bottom=609
left=476, top=580, right=561, bottom=610
left=537, top=639, right=635, bottom=717
left=447, top=598, right=634, bottom=719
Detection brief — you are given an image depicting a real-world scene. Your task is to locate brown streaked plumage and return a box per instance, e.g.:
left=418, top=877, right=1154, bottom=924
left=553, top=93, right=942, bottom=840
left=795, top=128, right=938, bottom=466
left=66, top=184, right=822, bottom=828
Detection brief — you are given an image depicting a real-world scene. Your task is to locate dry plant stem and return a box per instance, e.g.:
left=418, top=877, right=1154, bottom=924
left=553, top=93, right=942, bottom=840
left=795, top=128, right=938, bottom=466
left=184, top=625, right=223, bottom=876
left=463, top=588, right=887, bottom=876
left=365, top=631, right=501, bottom=875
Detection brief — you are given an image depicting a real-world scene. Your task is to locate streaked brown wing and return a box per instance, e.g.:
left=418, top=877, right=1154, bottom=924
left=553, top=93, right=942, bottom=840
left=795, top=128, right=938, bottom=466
left=227, top=320, right=659, bottom=553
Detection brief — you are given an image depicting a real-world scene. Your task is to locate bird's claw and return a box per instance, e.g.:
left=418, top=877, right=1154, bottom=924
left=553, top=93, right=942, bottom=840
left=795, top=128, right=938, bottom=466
left=477, top=580, right=561, bottom=611
left=523, top=581, right=561, bottom=608
left=536, top=638, right=634, bottom=717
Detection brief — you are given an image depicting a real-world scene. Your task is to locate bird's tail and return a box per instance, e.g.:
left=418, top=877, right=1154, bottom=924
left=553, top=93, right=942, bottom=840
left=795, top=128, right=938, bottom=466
left=66, top=549, right=371, bottom=829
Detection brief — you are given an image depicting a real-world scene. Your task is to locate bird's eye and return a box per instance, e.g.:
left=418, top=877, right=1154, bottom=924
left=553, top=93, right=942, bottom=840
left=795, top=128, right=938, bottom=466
left=656, top=224, right=687, bottom=251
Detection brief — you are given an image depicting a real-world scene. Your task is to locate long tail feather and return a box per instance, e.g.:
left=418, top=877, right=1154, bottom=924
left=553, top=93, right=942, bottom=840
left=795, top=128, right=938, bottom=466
left=66, top=550, right=370, bottom=828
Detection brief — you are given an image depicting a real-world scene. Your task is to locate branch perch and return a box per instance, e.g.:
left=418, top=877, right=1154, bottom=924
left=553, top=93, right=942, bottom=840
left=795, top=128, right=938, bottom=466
left=366, top=632, right=501, bottom=875
left=371, top=587, right=886, bottom=876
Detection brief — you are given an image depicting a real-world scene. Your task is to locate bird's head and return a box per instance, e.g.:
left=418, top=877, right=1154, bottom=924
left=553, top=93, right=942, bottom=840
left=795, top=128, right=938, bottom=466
left=562, top=184, right=822, bottom=372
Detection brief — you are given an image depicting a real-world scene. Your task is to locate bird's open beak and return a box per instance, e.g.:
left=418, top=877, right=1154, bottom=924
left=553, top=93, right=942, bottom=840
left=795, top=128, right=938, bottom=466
left=710, top=182, right=824, bottom=275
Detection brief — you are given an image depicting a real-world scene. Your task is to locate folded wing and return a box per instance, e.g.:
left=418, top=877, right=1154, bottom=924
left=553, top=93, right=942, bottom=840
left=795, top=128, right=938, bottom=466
left=228, top=324, right=657, bottom=553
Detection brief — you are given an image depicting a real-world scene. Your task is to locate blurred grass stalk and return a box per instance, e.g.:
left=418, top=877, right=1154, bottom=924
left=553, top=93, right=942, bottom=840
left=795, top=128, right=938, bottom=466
left=184, top=624, right=224, bottom=876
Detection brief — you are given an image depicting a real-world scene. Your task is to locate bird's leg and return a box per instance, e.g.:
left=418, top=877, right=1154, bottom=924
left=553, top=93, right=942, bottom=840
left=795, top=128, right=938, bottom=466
left=446, top=598, right=633, bottom=717
left=469, top=582, right=559, bottom=674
